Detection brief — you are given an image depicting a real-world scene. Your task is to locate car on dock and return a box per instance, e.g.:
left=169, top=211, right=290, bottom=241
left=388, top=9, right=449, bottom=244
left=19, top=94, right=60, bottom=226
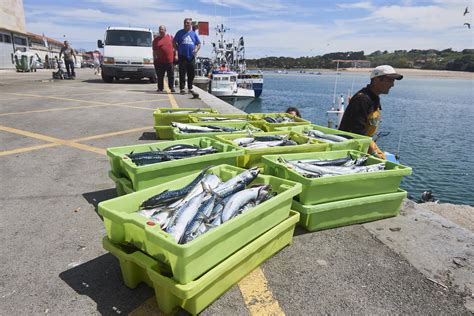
left=97, top=26, right=156, bottom=83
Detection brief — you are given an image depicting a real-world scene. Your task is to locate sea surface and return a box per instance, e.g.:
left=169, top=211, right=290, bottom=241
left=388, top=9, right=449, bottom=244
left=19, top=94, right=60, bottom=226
left=240, top=71, right=474, bottom=206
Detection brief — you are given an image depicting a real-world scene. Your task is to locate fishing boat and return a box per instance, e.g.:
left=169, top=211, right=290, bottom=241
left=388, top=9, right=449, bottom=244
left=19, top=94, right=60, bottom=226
left=207, top=24, right=263, bottom=102
left=209, top=69, right=255, bottom=108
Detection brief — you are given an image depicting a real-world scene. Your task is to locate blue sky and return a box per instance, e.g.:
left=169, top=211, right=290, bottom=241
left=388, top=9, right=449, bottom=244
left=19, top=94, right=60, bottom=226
left=24, top=0, right=473, bottom=57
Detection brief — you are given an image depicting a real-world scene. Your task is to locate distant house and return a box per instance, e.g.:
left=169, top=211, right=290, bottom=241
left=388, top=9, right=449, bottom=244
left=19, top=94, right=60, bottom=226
left=27, top=32, right=64, bottom=63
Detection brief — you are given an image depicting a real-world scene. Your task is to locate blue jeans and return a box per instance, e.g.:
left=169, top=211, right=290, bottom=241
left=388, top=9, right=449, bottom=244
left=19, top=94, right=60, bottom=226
left=65, top=59, right=75, bottom=78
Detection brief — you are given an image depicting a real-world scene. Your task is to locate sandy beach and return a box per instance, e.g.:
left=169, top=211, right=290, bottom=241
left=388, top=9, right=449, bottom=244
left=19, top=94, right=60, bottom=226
left=341, top=67, right=473, bottom=80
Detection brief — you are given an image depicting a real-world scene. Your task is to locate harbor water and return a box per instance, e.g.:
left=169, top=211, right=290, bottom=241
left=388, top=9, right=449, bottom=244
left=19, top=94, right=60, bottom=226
left=241, top=72, right=474, bottom=206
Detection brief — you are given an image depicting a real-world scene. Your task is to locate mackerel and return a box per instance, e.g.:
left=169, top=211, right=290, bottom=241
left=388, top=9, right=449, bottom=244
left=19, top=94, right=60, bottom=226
left=168, top=173, right=221, bottom=210
left=213, top=167, right=260, bottom=198
left=140, top=167, right=212, bottom=209
left=166, top=192, right=207, bottom=243
left=221, top=185, right=271, bottom=222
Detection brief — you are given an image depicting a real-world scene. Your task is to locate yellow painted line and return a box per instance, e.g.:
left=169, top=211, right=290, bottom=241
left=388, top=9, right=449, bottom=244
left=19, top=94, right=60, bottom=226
left=0, top=104, right=108, bottom=117
left=164, top=82, right=179, bottom=109
left=0, top=95, right=40, bottom=101
left=238, top=268, right=285, bottom=315
left=73, top=126, right=153, bottom=142
left=0, top=143, right=58, bottom=157
left=0, top=125, right=106, bottom=156
left=113, top=104, right=157, bottom=111
left=115, top=98, right=169, bottom=105
left=53, top=91, right=117, bottom=97
left=4, top=92, right=111, bottom=106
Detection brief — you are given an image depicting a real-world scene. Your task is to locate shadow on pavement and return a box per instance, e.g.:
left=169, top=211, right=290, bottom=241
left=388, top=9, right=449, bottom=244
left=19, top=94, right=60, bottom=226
left=139, top=132, right=157, bottom=140
left=82, top=78, right=153, bottom=84
left=82, top=188, right=118, bottom=216
left=59, top=253, right=154, bottom=316
left=292, top=225, right=313, bottom=237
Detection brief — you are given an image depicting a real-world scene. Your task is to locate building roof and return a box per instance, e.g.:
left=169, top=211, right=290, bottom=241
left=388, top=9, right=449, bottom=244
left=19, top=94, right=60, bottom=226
left=27, top=32, right=63, bottom=47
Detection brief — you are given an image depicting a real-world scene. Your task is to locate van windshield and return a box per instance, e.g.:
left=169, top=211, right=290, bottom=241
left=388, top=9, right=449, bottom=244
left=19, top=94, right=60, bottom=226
left=105, top=30, right=152, bottom=47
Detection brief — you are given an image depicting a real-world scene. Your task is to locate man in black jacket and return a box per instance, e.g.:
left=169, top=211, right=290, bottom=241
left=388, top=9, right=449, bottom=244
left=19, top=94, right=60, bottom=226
left=339, top=65, right=403, bottom=159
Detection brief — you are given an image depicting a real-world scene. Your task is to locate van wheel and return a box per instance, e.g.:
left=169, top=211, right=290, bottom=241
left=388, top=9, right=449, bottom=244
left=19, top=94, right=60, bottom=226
left=102, top=73, right=114, bottom=83
left=149, top=75, right=157, bottom=83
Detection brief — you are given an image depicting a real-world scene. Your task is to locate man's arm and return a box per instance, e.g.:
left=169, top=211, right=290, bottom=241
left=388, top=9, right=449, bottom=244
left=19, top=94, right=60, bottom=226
left=72, top=49, right=77, bottom=63
left=59, top=47, right=63, bottom=59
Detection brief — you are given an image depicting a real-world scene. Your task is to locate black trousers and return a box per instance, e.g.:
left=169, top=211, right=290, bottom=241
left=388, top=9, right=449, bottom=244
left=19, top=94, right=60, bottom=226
left=154, top=63, right=174, bottom=90
left=178, top=57, right=195, bottom=90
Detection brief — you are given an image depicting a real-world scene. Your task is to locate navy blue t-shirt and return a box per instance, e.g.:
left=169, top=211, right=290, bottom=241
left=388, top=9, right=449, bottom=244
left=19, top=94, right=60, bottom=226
left=174, top=29, right=200, bottom=61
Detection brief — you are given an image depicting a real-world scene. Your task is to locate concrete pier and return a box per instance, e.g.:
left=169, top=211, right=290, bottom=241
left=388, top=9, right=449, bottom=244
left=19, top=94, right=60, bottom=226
left=0, top=68, right=472, bottom=315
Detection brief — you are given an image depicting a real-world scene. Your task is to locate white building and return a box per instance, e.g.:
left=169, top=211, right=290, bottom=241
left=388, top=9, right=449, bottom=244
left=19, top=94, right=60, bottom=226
left=0, top=0, right=29, bottom=69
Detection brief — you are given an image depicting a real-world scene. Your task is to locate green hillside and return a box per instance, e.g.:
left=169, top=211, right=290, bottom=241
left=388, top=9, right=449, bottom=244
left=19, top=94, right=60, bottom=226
left=247, top=49, right=474, bottom=72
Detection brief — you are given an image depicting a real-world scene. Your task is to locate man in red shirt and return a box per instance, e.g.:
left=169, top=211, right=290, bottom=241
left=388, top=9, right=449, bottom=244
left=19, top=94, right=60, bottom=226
left=153, top=25, right=177, bottom=92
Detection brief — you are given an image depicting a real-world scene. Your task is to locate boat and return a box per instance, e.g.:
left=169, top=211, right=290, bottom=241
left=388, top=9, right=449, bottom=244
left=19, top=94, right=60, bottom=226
left=207, top=24, right=263, bottom=101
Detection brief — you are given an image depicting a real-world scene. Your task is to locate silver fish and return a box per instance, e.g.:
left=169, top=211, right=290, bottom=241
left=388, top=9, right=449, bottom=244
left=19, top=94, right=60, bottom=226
left=172, top=122, right=218, bottom=133
left=221, top=185, right=270, bottom=223
left=166, top=192, right=208, bottom=243
left=168, top=173, right=221, bottom=210
left=306, top=129, right=348, bottom=142
left=213, top=167, right=260, bottom=198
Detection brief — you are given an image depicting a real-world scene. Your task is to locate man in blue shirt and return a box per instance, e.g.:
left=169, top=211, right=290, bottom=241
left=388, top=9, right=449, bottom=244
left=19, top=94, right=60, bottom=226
left=174, top=18, right=201, bottom=94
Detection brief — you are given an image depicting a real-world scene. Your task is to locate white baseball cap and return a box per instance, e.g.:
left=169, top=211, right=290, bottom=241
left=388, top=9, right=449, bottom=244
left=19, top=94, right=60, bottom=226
left=370, top=65, right=403, bottom=80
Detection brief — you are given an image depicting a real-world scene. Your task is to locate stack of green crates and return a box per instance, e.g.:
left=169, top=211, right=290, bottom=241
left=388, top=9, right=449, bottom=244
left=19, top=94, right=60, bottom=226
left=273, top=124, right=372, bottom=153
left=154, top=108, right=219, bottom=139
left=99, top=164, right=302, bottom=314
left=262, top=150, right=412, bottom=231
left=106, top=137, right=244, bottom=194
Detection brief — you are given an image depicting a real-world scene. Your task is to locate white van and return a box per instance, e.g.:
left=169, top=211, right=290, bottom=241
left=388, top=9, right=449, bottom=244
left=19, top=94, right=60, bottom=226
left=98, top=27, right=156, bottom=83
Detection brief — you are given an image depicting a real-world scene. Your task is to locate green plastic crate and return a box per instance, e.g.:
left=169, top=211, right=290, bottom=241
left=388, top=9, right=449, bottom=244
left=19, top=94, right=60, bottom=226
left=292, top=189, right=407, bottom=231
left=154, top=108, right=218, bottom=126
left=98, top=164, right=302, bottom=284
left=102, top=211, right=299, bottom=315
left=107, top=138, right=244, bottom=191
left=167, top=121, right=263, bottom=140
left=215, top=131, right=330, bottom=168
left=274, top=124, right=372, bottom=153
left=262, top=150, right=412, bottom=205
left=248, top=113, right=311, bottom=132
left=188, top=113, right=251, bottom=123
left=109, top=171, right=134, bottom=196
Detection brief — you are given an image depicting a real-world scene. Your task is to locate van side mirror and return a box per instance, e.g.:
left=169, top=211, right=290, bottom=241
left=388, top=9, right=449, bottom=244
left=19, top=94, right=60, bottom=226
left=97, top=40, right=104, bottom=48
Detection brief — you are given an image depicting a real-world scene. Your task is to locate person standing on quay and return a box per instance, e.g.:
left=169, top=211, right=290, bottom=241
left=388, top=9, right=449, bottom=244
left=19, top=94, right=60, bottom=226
left=153, top=25, right=177, bottom=93
left=174, top=18, right=201, bottom=94
left=339, top=65, right=403, bottom=159
left=59, top=41, right=77, bottom=79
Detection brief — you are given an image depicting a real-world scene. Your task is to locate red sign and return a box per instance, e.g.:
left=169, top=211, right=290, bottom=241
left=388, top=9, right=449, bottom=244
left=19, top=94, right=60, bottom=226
left=198, top=22, right=209, bottom=36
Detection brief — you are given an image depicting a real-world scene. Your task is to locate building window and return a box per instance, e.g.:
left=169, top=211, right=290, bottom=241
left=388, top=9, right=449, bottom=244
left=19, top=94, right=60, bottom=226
left=3, top=34, right=12, bottom=43
left=0, top=34, right=3, bottom=43
left=14, top=36, right=27, bottom=46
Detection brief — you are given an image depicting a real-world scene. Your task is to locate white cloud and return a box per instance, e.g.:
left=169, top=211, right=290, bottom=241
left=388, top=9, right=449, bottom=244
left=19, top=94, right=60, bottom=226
left=200, top=0, right=287, bottom=12
left=336, top=1, right=374, bottom=10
